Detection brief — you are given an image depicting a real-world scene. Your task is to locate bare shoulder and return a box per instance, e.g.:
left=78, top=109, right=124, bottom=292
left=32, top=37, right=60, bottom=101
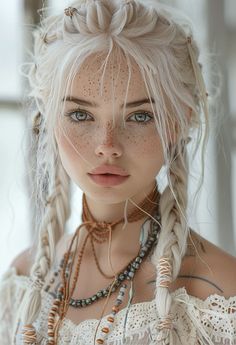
left=179, top=230, right=236, bottom=300
left=10, top=247, right=34, bottom=277
left=9, top=233, right=72, bottom=277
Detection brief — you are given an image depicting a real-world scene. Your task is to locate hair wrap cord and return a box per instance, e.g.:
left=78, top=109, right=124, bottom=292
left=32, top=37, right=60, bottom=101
left=50, top=184, right=160, bottom=344
left=29, top=276, right=45, bottom=291
left=156, top=257, right=172, bottom=289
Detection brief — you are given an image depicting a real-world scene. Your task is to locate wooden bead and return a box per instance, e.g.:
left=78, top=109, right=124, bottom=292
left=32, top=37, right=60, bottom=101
left=112, top=306, right=119, bottom=313
left=47, top=330, right=54, bottom=337
left=48, top=324, right=54, bottom=330
left=53, top=299, right=61, bottom=307
left=49, top=311, right=56, bottom=317
left=51, top=306, right=58, bottom=313
left=102, top=327, right=110, bottom=334
left=107, top=316, right=114, bottom=323
left=96, top=339, right=104, bottom=344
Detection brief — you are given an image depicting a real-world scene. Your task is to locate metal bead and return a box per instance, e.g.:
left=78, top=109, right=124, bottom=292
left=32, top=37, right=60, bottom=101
left=116, top=299, right=123, bottom=305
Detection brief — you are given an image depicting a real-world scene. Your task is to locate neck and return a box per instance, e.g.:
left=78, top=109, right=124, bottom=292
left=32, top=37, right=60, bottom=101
left=84, top=180, right=157, bottom=222
left=81, top=181, right=159, bottom=257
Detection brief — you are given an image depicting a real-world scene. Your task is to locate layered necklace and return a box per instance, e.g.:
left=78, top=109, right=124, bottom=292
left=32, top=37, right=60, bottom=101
left=21, top=184, right=161, bottom=345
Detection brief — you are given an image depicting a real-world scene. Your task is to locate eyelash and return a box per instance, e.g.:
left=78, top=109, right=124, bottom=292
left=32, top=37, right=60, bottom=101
left=65, top=109, right=154, bottom=125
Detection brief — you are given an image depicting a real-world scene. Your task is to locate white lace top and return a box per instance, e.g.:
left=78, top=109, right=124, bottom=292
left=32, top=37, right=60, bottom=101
left=0, top=266, right=236, bottom=345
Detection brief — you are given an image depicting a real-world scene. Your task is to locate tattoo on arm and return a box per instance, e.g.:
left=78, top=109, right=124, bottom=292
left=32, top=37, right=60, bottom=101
left=177, top=275, right=223, bottom=293
left=147, top=275, right=223, bottom=293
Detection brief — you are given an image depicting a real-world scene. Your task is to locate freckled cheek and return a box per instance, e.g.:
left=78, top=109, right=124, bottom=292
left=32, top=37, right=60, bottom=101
left=126, top=131, right=163, bottom=156
left=57, top=126, right=95, bottom=157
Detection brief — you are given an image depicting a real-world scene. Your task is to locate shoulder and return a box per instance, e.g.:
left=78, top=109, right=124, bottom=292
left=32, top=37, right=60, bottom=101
left=177, top=230, right=236, bottom=300
left=10, top=247, right=34, bottom=277
left=9, top=233, right=72, bottom=277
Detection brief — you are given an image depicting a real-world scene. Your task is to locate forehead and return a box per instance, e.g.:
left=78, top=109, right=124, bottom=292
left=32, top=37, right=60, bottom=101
left=70, top=52, right=149, bottom=104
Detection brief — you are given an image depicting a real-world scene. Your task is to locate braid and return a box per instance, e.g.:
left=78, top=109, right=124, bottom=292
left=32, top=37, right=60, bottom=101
left=16, top=156, right=70, bottom=330
left=151, top=141, right=189, bottom=344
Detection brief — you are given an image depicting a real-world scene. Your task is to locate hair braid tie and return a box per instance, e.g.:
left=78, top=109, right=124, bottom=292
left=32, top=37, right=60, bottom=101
left=155, top=257, right=174, bottom=343
left=158, top=315, right=174, bottom=331
left=156, top=257, right=172, bottom=288
left=29, top=276, right=45, bottom=291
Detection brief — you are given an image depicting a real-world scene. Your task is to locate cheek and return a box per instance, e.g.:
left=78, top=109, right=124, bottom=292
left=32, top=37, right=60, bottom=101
left=126, top=129, right=163, bottom=158
left=55, top=123, right=94, bottom=158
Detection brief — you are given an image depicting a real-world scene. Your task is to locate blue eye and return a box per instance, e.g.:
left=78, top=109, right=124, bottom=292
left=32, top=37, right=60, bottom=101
left=66, top=110, right=93, bottom=122
left=127, top=112, right=153, bottom=124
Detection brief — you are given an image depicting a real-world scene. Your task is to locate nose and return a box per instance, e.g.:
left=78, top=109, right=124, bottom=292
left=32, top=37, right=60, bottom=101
left=95, top=121, right=122, bottom=158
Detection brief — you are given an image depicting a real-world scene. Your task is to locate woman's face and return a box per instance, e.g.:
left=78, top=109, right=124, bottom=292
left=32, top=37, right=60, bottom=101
left=55, top=54, right=174, bottom=204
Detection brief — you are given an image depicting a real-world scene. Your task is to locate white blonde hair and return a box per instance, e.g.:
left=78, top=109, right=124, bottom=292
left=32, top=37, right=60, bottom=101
left=16, top=0, right=209, bottom=343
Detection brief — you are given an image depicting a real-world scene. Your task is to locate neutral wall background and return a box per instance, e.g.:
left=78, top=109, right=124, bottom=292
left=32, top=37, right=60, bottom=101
left=0, top=0, right=235, bottom=278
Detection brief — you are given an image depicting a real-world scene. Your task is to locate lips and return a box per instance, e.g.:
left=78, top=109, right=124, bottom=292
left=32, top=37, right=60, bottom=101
left=89, top=164, right=129, bottom=176
left=88, top=164, right=130, bottom=187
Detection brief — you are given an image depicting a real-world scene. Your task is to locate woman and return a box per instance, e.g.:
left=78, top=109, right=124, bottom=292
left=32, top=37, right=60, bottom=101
left=0, top=0, right=236, bottom=344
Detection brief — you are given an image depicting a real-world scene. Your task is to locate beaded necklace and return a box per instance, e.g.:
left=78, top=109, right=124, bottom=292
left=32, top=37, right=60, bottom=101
left=21, top=184, right=161, bottom=345
left=45, top=209, right=161, bottom=308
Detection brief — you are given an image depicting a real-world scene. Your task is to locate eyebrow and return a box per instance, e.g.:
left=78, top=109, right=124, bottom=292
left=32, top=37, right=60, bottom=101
left=62, top=96, right=155, bottom=108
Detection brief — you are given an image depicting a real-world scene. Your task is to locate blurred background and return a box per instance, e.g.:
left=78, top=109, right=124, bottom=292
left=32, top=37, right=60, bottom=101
left=0, top=0, right=236, bottom=278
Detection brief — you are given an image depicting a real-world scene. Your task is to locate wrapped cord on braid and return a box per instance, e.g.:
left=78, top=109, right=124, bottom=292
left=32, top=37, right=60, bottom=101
left=150, top=140, right=189, bottom=345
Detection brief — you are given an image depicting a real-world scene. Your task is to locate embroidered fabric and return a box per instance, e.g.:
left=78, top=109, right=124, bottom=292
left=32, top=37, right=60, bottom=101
left=0, top=267, right=236, bottom=345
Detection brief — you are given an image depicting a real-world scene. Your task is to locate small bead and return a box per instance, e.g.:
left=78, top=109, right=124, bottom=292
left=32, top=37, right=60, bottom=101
left=118, top=274, right=125, bottom=280
left=48, top=331, right=54, bottom=337
left=47, top=340, right=55, bottom=345
left=116, top=299, right=123, bottom=305
left=112, top=306, right=119, bottom=313
left=102, top=327, right=110, bottom=334
left=135, top=257, right=142, bottom=263
left=49, top=312, right=56, bottom=317
left=58, top=286, right=64, bottom=293
left=53, top=299, right=61, bottom=307
left=107, top=316, right=114, bottom=323
left=117, top=294, right=124, bottom=300
left=96, top=339, right=104, bottom=344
